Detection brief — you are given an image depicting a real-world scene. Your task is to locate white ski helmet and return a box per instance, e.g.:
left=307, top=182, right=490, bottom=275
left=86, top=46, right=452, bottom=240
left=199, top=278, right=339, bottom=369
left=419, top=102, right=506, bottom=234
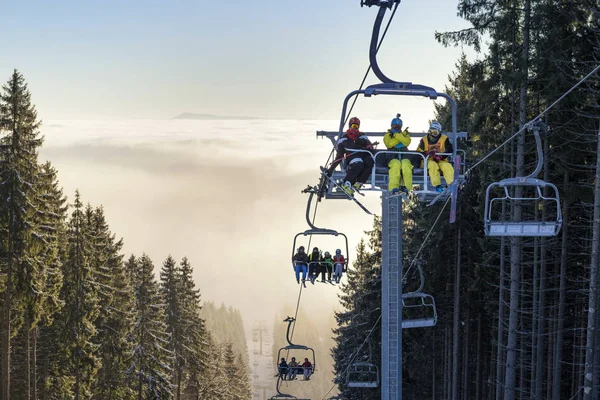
left=429, top=121, right=442, bottom=135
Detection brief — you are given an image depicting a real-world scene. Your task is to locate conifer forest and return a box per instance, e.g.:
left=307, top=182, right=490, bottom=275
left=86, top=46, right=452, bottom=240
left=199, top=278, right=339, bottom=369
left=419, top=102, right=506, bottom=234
left=0, top=71, right=252, bottom=398
left=2, top=1, right=600, bottom=400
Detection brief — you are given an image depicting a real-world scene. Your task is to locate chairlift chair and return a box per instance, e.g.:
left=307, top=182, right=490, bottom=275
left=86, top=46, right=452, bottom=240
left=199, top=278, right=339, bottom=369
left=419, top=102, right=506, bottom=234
left=318, top=132, right=467, bottom=201
left=276, top=317, right=316, bottom=382
left=292, top=229, right=349, bottom=271
left=484, top=121, right=562, bottom=237
left=347, top=362, right=380, bottom=388
left=402, top=292, right=438, bottom=329
left=401, top=260, right=438, bottom=329
left=345, top=340, right=379, bottom=388
left=293, top=189, right=351, bottom=269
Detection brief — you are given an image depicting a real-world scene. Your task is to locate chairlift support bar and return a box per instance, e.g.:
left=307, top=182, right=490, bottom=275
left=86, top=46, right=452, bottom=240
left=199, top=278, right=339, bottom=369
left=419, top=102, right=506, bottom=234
left=316, top=130, right=468, bottom=145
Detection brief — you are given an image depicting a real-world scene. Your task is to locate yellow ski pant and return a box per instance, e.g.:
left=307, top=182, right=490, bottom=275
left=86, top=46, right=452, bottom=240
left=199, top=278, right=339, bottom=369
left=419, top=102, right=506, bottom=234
left=428, top=159, right=454, bottom=187
left=388, top=158, right=413, bottom=191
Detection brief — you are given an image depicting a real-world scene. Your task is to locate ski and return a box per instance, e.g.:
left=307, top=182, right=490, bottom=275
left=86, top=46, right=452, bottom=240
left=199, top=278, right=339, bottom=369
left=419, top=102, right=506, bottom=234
left=319, top=167, right=373, bottom=215
left=426, top=182, right=454, bottom=207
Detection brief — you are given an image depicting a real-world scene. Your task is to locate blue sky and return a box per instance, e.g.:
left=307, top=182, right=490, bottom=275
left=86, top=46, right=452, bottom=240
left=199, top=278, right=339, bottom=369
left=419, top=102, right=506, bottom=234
left=1, top=0, right=478, bottom=121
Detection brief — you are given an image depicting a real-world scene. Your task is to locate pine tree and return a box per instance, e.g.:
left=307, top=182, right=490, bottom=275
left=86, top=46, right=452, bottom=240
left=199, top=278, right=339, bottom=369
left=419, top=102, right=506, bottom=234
left=160, top=255, right=180, bottom=395
left=90, top=207, right=136, bottom=399
left=221, top=342, right=251, bottom=400
left=24, top=161, right=67, bottom=400
left=129, top=254, right=173, bottom=399
left=62, top=193, right=102, bottom=398
left=177, top=257, right=208, bottom=399
left=0, top=69, right=44, bottom=400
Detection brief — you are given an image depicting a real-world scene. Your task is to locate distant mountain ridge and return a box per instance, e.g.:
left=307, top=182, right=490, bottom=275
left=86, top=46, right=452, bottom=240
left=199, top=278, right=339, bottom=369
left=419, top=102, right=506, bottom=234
left=172, top=112, right=261, bottom=120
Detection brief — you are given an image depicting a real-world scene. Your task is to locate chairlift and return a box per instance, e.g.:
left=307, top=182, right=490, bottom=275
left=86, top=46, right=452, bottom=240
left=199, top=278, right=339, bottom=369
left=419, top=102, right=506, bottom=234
left=291, top=186, right=350, bottom=266
left=347, top=362, right=380, bottom=388
left=401, top=260, right=438, bottom=329
left=402, top=292, right=438, bottom=329
left=317, top=131, right=467, bottom=203
left=484, top=121, right=562, bottom=237
left=276, top=317, right=316, bottom=382
left=346, top=340, right=379, bottom=388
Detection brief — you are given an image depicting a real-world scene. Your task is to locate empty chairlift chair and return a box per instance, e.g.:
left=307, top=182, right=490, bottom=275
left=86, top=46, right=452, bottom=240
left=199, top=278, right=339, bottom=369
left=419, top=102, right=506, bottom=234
left=401, top=260, right=438, bottom=329
left=401, top=292, right=438, bottom=329
left=484, top=121, right=562, bottom=237
left=347, top=362, right=380, bottom=388
left=346, top=341, right=379, bottom=388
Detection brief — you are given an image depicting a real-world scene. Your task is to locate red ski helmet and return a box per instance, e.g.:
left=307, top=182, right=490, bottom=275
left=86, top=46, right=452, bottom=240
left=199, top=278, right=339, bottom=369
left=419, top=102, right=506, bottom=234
left=348, top=117, right=360, bottom=129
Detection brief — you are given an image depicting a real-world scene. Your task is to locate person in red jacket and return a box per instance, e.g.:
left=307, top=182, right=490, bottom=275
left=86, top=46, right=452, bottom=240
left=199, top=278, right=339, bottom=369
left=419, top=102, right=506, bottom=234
left=325, top=117, right=375, bottom=196
left=333, top=249, right=346, bottom=284
left=301, top=358, right=314, bottom=380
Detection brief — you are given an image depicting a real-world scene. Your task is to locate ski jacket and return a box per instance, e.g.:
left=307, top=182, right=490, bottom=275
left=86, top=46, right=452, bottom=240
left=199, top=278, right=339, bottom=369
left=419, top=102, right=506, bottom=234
left=383, top=128, right=411, bottom=150
left=327, top=130, right=374, bottom=174
left=322, top=256, right=334, bottom=267
left=302, top=361, right=313, bottom=369
left=279, top=361, right=288, bottom=369
left=417, top=135, right=453, bottom=160
left=293, top=252, right=309, bottom=266
left=333, top=255, right=345, bottom=265
left=309, top=252, right=321, bottom=262
left=289, top=361, right=298, bottom=368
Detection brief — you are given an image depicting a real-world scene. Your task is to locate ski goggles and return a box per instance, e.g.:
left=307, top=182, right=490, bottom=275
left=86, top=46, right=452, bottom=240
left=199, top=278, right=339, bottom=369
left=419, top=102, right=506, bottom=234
left=350, top=123, right=359, bottom=129
left=428, top=128, right=441, bottom=136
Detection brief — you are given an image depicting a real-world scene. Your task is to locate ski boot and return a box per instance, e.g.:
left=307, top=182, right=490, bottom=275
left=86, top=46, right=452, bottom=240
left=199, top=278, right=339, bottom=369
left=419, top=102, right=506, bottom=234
left=342, top=181, right=355, bottom=196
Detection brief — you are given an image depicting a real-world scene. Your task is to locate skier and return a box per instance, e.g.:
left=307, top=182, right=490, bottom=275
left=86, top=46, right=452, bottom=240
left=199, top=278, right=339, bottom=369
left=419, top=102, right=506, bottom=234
left=322, top=251, right=334, bottom=283
left=287, top=357, right=299, bottom=380
left=301, top=358, right=314, bottom=380
left=417, top=121, right=455, bottom=192
left=382, top=115, right=413, bottom=197
left=278, top=358, right=289, bottom=380
left=292, top=246, right=309, bottom=287
left=308, top=247, right=322, bottom=284
left=325, top=117, right=375, bottom=196
left=333, top=249, right=346, bottom=284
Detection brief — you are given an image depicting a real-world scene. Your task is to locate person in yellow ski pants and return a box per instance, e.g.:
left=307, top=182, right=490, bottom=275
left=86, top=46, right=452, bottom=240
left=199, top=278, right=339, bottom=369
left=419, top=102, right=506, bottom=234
left=417, top=121, right=454, bottom=192
left=383, top=116, right=412, bottom=196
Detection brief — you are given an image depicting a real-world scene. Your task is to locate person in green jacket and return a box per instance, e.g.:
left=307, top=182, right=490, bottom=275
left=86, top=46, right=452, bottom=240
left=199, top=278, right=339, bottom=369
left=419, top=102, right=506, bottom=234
left=383, top=116, right=413, bottom=197
left=322, top=251, right=334, bottom=283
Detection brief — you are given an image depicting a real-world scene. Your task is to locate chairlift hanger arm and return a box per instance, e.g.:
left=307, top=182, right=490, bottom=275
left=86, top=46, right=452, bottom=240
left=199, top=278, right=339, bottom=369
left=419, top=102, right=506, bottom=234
left=522, top=120, right=547, bottom=179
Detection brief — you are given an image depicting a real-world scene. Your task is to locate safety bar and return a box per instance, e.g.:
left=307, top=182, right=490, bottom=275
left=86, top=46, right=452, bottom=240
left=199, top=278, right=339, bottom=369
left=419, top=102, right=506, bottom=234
left=293, top=261, right=346, bottom=269
left=316, top=130, right=468, bottom=147
left=332, top=148, right=462, bottom=192
left=276, top=366, right=316, bottom=374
